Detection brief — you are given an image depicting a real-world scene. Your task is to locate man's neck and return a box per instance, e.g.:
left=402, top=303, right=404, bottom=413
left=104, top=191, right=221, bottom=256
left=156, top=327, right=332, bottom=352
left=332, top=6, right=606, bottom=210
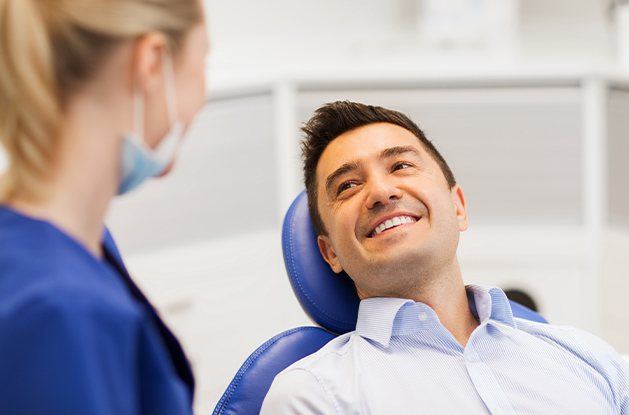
left=415, top=260, right=478, bottom=347
left=366, top=259, right=479, bottom=347
left=418, top=281, right=478, bottom=348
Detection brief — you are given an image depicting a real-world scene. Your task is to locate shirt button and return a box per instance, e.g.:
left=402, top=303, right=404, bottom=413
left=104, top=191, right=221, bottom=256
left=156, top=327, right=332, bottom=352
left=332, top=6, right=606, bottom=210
left=418, top=312, right=428, bottom=321
left=466, top=354, right=478, bottom=363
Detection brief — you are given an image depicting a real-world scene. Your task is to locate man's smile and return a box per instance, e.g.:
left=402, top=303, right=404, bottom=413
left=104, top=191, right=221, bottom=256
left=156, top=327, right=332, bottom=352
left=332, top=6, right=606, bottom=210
left=365, top=212, right=421, bottom=238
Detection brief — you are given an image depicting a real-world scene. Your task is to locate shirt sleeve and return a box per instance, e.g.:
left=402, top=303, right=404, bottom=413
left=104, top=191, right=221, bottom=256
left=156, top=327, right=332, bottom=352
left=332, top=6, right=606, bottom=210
left=567, top=327, right=629, bottom=413
left=0, top=286, right=141, bottom=415
left=261, top=368, right=340, bottom=415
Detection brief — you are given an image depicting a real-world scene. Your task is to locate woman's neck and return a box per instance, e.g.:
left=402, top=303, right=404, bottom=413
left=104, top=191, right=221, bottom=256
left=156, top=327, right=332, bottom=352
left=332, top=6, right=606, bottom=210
left=8, top=191, right=108, bottom=258
left=8, top=93, right=124, bottom=258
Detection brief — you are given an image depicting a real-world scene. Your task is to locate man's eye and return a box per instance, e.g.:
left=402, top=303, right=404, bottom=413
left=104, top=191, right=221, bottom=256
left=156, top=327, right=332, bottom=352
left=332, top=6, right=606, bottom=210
left=393, top=162, right=413, bottom=171
left=337, top=181, right=358, bottom=195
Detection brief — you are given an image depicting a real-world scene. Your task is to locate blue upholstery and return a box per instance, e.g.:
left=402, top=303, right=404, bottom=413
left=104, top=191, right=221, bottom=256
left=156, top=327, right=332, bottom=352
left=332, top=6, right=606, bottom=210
left=282, top=191, right=360, bottom=334
left=213, top=190, right=548, bottom=414
left=212, top=327, right=334, bottom=415
left=282, top=190, right=547, bottom=328
left=509, top=301, right=547, bottom=324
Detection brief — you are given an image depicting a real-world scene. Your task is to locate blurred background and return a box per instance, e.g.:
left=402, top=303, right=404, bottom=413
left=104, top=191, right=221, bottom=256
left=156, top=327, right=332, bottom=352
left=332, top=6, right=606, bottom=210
left=2, top=1, right=629, bottom=413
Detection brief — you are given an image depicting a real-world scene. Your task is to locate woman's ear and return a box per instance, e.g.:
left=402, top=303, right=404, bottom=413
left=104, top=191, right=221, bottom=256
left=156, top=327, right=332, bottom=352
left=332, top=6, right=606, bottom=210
left=450, top=184, right=468, bottom=232
left=132, top=32, right=168, bottom=94
left=317, top=234, right=344, bottom=274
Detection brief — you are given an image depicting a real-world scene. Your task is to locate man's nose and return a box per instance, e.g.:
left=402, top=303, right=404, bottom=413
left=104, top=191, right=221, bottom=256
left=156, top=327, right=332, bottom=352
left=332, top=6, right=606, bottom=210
left=364, top=175, right=402, bottom=210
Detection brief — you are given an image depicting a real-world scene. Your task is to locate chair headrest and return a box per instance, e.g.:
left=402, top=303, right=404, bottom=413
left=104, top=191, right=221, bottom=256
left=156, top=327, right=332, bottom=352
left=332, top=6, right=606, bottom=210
left=282, top=191, right=359, bottom=334
left=281, top=190, right=547, bottom=335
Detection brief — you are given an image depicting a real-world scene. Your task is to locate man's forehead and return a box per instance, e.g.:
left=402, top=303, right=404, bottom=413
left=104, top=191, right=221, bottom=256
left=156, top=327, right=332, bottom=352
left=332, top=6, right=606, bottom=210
left=316, top=123, right=427, bottom=181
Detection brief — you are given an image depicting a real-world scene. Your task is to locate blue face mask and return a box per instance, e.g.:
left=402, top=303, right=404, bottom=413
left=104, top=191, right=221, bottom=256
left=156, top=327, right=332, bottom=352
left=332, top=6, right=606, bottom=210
left=117, top=53, right=184, bottom=195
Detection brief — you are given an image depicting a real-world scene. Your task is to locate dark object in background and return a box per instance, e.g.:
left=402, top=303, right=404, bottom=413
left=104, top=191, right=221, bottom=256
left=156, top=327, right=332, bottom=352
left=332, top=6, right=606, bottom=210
left=504, top=288, right=539, bottom=312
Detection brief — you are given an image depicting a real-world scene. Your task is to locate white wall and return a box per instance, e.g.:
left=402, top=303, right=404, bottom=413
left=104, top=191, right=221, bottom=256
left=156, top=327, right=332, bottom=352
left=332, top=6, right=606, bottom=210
left=206, top=0, right=615, bottom=86
left=519, top=0, right=613, bottom=61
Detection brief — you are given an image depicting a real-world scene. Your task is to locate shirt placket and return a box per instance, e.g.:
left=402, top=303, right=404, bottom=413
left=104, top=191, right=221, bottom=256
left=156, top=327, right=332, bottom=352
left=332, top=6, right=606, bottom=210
left=464, top=323, right=516, bottom=415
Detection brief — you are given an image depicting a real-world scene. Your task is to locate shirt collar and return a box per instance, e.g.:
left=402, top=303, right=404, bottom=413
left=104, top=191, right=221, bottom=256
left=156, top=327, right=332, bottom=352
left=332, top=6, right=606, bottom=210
left=355, top=285, right=515, bottom=347
left=466, top=284, right=515, bottom=327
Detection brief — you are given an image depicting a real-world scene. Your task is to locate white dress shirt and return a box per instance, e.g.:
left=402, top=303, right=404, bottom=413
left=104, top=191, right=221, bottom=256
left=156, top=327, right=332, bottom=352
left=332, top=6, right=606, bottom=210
left=261, top=285, right=629, bottom=414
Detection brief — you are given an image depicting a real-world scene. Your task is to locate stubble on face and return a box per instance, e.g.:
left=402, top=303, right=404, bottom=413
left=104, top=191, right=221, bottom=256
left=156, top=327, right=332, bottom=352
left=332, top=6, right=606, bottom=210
left=316, top=123, right=465, bottom=299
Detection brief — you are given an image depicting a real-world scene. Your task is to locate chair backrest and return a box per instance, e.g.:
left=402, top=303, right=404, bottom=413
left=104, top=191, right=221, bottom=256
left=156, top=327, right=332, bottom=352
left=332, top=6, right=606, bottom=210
left=281, top=190, right=547, bottom=330
left=212, top=190, right=547, bottom=414
left=212, top=327, right=334, bottom=415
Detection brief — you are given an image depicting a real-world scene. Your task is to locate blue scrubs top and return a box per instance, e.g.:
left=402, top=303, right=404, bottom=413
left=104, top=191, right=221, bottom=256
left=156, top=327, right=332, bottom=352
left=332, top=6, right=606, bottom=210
left=0, top=206, right=195, bottom=415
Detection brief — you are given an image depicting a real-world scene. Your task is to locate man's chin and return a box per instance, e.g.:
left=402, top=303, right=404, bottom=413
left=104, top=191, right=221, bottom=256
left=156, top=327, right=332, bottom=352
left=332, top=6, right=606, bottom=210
left=362, top=232, right=428, bottom=257
left=364, top=247, right=426, bottom=271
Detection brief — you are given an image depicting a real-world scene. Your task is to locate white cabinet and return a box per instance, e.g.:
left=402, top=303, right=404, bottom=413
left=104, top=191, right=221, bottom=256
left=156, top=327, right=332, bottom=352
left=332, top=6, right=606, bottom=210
left=107, top=72, right=628, bottom=413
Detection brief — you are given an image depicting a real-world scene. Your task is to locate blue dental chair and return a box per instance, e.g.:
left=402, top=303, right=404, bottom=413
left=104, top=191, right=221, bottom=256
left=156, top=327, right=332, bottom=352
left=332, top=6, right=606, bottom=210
left=212, top=191, right=547, bottom=415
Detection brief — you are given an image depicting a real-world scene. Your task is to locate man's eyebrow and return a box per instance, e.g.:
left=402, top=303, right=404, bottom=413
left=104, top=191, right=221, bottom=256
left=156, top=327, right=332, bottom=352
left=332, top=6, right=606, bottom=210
left=325, top=161, right=360, bottom=195
left=380, top=145, right=421, bottom=159
left=323, top=146, right=421, bottom=195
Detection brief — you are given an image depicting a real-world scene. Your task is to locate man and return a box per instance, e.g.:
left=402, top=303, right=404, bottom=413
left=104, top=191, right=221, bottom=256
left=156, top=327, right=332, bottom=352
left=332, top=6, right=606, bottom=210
left=261, top=101, right=629, bottom=414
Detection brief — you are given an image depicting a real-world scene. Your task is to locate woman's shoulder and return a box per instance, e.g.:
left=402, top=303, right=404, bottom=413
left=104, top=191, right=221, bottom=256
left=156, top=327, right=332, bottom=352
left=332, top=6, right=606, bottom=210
left=0, top=206, right=93, bottom=273
left=2, top=207, right=127, bottom=294
left=0, top=261, right=143, bottom=333
left=0, top=209, right=141, bottom=326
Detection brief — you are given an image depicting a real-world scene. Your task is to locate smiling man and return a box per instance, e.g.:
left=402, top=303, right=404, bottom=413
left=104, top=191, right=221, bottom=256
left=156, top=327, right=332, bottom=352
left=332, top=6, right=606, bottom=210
left=261, top=101, right=629, bottom=414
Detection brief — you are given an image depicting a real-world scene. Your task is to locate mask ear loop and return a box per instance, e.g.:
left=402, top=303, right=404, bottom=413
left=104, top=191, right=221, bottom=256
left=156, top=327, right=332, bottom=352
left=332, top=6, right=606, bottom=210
left=162, top=49, right=179, bottom=126
left=133, top=83, right=145, bottom=144
left=152, top=48, right=184, bottom=162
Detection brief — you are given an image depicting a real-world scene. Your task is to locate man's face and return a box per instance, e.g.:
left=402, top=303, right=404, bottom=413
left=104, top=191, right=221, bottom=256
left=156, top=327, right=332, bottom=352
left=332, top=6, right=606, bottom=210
left=315, top=123, right=468, bottom=299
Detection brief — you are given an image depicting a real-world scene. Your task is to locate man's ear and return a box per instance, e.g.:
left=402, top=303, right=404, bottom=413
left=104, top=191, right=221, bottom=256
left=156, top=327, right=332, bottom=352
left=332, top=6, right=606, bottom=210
left=317, top=234, right=344, bottom=274
left=450, top=184, right=468, bottom=232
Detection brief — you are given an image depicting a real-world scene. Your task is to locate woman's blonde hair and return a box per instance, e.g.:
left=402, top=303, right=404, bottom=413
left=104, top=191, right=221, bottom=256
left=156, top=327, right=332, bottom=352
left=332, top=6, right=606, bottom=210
left=0, top=0, right=203, bottom=201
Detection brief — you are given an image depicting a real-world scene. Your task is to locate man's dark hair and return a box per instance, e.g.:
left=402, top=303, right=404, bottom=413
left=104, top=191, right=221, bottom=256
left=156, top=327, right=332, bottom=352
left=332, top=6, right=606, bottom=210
left=302, top=100, right=456, bottom=236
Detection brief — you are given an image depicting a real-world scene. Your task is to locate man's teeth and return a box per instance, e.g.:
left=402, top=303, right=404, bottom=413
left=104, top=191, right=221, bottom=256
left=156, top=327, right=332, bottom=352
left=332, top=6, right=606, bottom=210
left=372, top=216, right=417, bottom=236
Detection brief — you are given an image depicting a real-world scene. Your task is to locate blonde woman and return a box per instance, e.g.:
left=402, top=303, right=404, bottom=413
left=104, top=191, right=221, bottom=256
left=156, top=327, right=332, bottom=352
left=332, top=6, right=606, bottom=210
left=0, top=1, right=209, bottom=413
